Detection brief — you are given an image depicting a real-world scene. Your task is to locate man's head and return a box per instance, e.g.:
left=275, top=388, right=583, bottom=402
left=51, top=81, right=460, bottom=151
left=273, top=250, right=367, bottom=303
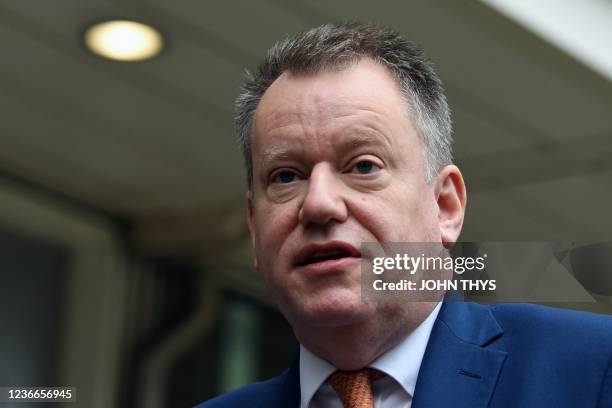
left=237, top=22, right=466, bottom=363
left=237, top=22, right=453, bottom=190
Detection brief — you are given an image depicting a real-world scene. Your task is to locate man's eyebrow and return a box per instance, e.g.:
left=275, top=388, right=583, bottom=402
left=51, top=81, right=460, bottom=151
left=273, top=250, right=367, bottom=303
left=259, top=129, right=394, bottom=168
left=342, top=130, right=394, bottom=153
left=345, top=131, right=387, bottom=147
left=260, top=146, right=294, bottom=168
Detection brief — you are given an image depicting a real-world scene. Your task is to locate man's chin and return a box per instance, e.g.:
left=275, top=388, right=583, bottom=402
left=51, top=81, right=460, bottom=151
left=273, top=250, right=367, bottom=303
left=288, top=291, right=375, bottom=329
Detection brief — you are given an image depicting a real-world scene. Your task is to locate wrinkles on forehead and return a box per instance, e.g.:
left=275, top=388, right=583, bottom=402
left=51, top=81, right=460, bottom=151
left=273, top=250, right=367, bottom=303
left=254, top=58, right=408, bottom=132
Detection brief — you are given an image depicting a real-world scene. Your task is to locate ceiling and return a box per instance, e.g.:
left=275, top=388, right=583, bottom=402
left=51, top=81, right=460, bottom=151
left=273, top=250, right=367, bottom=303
left=1, top=0, right=611, bottom=265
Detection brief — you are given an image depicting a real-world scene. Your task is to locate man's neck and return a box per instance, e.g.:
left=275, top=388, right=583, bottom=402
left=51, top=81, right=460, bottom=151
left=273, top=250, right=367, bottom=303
left=295, top=302, right=438, bottom=370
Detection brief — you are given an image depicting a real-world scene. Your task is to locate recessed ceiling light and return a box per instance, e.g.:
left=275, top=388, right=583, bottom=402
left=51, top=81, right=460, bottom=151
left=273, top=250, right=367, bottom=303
left=84, top=20, right=164, bottom=62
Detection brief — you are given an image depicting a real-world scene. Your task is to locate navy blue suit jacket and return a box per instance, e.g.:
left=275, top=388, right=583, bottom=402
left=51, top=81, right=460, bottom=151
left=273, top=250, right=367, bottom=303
left=196, top=302, right=612, bottom=407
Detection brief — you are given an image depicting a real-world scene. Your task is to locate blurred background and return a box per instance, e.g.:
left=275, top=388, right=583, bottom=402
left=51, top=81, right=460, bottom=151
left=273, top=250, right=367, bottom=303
left=1, top=0, right=611, bottom=407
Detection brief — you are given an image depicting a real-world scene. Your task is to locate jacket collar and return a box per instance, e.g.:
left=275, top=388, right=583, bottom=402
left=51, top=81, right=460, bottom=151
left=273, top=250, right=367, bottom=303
left=412, top=301, right=507, bottom=408
left=276, top=352, right=301, bottom=408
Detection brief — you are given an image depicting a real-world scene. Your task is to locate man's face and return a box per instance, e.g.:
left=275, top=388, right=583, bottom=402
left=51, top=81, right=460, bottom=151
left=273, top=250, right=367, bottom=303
left=247, top=58, right=457, bottom=331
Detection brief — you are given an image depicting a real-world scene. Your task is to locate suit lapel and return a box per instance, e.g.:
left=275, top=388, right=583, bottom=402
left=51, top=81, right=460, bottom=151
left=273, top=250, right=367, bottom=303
left=412, top=301, right=507, bottom=408
left=274, top=353, right=301, bottom=408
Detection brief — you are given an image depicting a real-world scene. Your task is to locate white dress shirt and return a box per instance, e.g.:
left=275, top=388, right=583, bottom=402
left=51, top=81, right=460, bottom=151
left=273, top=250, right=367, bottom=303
left=299, top=302, right=442, bottom=408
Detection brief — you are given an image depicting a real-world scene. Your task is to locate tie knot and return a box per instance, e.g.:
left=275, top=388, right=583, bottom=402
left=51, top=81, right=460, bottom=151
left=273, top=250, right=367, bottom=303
left=328, top=368, right=386, bottom=408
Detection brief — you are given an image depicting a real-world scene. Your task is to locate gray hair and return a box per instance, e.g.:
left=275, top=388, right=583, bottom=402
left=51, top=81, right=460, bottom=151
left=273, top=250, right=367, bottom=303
left=235, top=21, right=453, bottom=190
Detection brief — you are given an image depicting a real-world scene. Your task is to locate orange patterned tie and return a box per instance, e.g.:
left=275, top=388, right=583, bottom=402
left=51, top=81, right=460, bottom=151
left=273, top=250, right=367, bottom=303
left=328, top=368, right=386, bottom=408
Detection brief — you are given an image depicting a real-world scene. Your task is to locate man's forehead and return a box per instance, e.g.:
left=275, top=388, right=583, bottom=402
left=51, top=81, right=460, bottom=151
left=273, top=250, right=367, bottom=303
left=254, top=81, right=367, bottom=133
left=253, top=59, right=410, bottom=144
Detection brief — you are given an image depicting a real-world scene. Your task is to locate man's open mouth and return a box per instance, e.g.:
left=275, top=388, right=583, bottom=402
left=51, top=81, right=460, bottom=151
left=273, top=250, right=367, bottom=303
left=294, top=241, right=361, bottom=267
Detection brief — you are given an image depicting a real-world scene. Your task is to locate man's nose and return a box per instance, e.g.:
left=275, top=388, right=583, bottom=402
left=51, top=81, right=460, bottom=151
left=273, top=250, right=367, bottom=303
left=298, top=163, right=348, bottom=226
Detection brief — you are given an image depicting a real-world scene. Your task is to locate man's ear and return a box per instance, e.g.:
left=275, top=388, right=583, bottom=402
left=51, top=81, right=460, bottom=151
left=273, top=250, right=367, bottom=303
left=246, top=190, right=258, bottom=271
left=434, top=165, right=467, bottom=245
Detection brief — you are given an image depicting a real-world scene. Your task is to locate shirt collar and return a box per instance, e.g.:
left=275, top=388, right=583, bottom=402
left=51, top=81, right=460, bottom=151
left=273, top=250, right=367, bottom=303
left=299, top=302, right=442, bottom=408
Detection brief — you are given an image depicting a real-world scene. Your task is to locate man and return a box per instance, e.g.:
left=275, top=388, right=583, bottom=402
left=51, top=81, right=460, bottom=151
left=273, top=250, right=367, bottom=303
left=197, top=22, right=612, bottom=407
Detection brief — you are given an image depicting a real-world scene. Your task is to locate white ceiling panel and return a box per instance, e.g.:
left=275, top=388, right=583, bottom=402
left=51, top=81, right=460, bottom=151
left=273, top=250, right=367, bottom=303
left=276, top=0, right=612, bottom=143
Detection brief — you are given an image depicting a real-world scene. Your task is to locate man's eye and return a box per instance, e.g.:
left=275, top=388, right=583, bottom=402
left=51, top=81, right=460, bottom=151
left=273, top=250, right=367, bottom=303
left=352, top=160, right=380, bottom=174
left=272, top=170, right=299, bottom=183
